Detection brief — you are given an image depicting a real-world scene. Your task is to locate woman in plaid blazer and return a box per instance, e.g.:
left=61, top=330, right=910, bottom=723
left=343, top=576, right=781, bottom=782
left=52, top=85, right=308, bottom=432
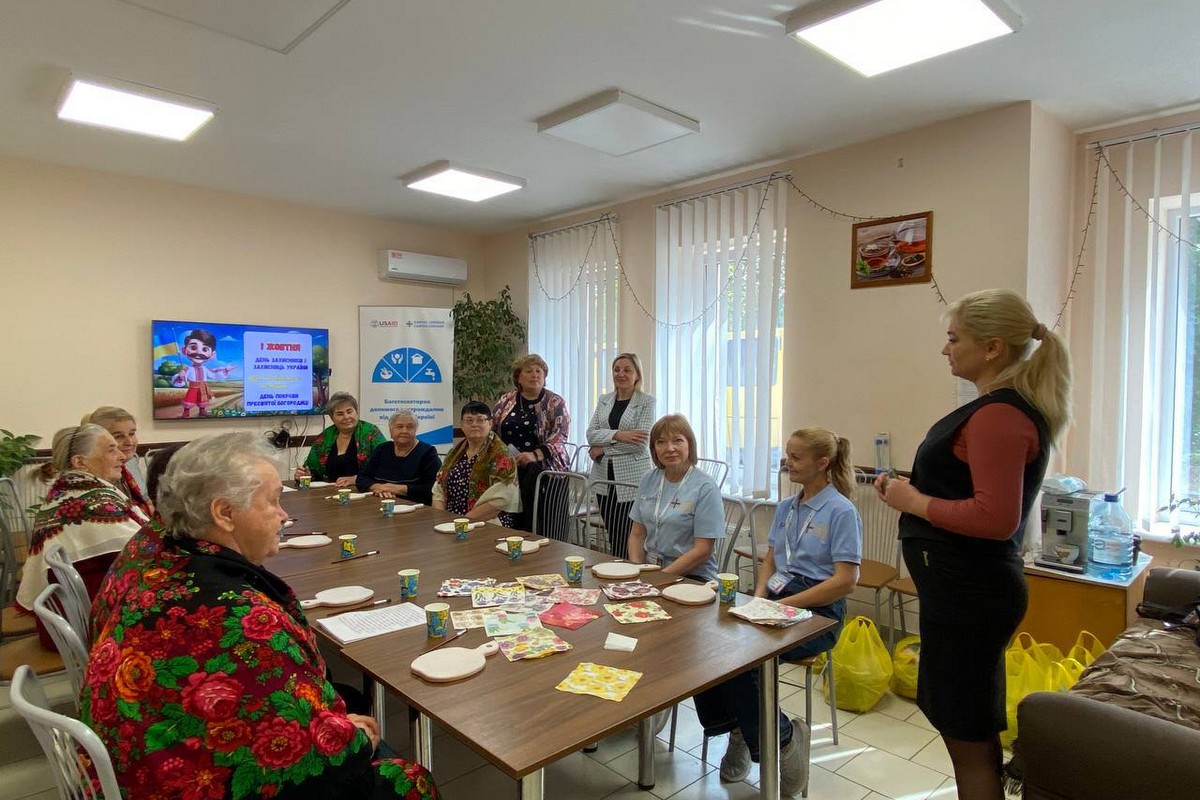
left=585, top=353, right=656, bottom=557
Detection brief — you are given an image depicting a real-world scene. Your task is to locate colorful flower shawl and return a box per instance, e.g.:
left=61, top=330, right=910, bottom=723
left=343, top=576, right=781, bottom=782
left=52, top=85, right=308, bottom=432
left=302, top=420, right=386, bottom=481
left=433, top=433, right=518, bottom=512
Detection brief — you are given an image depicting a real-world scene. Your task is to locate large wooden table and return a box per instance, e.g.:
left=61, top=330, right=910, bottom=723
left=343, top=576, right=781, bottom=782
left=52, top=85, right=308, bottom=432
left=277, top=488, right=834, bottom=800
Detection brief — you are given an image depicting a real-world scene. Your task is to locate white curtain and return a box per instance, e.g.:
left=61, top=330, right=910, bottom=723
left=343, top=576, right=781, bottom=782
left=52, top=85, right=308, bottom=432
left=1085, top=129, right=1200, bottom=525
left=528, top=218, right=620, bottom=448
left=654, top=179, right=787, bottom=497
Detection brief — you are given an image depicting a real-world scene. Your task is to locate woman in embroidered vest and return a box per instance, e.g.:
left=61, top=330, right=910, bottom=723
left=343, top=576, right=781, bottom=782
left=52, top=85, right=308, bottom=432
left=432, top=401, right=520, bottom=525
left=82, top=432, right=439, bottom=800
left=16, top=424, right=146, bottom=649
left=877, top=289, right=1072, bottom=800
left=585, top=352, right=655, bottom=557
left=295, top=391, right=385, bottom=487
left=82, top=405, right=153, bottom=518
left=491, top=354, right=570, bottom=532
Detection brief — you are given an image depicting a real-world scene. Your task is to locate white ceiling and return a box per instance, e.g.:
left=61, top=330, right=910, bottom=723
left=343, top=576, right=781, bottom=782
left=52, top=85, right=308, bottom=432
left=1, top=0, right=1197, bottom=233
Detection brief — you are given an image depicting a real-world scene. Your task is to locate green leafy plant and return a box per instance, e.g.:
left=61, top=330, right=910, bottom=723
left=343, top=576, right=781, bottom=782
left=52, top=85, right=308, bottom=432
left=1157, top=493, right=1200, bottom=548
left=451, top=286, right=526, bottom=403
left=0, top=429, right=39, bottom=479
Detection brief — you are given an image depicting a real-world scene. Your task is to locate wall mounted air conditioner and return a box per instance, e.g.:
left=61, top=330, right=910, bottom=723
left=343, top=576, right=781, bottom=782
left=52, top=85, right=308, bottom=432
left=377, top=250, right=467, bottom=286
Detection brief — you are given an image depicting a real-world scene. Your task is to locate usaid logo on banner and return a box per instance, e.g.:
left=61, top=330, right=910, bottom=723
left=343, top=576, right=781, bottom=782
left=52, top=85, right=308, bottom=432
left=369, top=319, right=399, bottom=328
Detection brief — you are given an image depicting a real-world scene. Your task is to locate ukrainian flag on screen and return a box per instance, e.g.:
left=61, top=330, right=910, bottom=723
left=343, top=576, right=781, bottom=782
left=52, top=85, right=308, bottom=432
left=153, top=335, right=178, bottom=360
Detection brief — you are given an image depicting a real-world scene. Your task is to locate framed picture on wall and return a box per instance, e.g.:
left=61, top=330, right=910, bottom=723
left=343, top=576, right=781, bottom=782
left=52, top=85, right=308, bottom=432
left=850, top=211, right=932, bottom=289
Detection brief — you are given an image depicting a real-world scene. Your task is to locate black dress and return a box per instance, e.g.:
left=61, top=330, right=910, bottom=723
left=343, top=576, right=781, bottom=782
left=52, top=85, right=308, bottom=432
left=499, top=393, right=553, bottom=533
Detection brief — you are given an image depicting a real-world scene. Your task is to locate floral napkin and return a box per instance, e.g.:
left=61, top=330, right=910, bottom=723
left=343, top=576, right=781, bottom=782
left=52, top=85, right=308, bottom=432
left=471, top=582, right=526, bottom=608
left=483, top=607, right=544, bottom=637
left=496, top=628, right=573, bottom=662
left=521, top=594, right=557, bottom=614
left=729, top=597, right=813, bottom=627
left=438, top=577, right=496, bottom=597
left=539, top=602, right=602, bottom=630
left=449, top=608, right=490, bottom=630
left=604, top=600, right=672, bottom=624
left=555, top=662, right=643, bottom=702
left=516, top=573, right=569, bottom=590
left=601, top=580, right=661, bottom=601
left=549, top=587, right=602, bottom=606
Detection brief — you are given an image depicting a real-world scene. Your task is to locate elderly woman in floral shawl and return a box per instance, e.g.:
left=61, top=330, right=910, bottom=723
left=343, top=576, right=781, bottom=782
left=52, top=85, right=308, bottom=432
left=431, top=401, right=520, bottom=526
left=82, top=432, right=438, bottom=800
left=295, top=391, right=385, bottom=488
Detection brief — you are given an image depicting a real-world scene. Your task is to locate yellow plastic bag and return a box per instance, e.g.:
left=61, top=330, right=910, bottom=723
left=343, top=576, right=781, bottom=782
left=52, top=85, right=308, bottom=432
left=1066, top=630, right=1106, bottom=667
left=1001, top=648, right=1050, bottom=748
left=825, top=616, right=894, bottom=712
left=890, top=635, right=920, bottom=700
left=1046, top=657, right=1086, bottom=692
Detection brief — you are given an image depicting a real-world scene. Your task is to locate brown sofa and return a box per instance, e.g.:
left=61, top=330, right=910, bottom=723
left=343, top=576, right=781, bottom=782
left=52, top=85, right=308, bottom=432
left=1013, top=567, right=1200, bottom=800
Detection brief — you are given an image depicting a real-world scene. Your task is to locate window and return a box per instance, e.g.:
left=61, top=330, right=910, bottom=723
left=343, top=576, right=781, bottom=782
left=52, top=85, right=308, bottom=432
left=654, top=179, right=787, bottom=497
left=528, top=218, right=620, bottom=449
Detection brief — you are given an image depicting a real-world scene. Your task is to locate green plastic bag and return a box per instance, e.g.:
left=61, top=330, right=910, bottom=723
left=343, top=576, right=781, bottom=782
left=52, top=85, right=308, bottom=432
left=825, top=616, right=894, bottom=712
left=891, top=635, right=920, bottom=700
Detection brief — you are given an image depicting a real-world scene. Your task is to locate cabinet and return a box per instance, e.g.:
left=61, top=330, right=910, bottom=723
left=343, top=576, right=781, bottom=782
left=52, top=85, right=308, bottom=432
left=1018, top=554, right=1152, bottom=651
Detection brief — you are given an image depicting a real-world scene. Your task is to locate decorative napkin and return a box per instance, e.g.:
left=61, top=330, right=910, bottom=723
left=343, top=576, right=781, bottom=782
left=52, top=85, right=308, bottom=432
left=516, top=573, right=569, bottom=590
left=496, top=628, right=573, bottom=662
left=601, top=580, right=661, bottom=601
left=471, top=582, right=526, bottom=608
left=449, top=608, right=490, bottom=630
left=521, top=594, right=557, bottom=614
left=549, top=587, right=602, bottom=606
left=555, top=662, right=643, bottom=702
left=483, top=607, right=543, bottom=637
left=539, top=602, right=602, bottom=630
left=729, top=597, right=813, bottom=628
left=438, top=577, right=496, bottom=597
left=605, top=600, right=672, bottom=624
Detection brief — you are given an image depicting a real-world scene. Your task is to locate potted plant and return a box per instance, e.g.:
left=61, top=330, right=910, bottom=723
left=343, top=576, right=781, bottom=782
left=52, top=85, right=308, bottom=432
left=451, top=286, right=526, bottom=403
left=1158, top=493, right=1200, bottom=552
left=0, top=429, right=39, bottom=480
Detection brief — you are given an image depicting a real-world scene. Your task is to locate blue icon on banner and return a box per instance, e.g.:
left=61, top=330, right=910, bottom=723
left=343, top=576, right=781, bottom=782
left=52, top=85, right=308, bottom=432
left=373, top=348, right=443, bottom=383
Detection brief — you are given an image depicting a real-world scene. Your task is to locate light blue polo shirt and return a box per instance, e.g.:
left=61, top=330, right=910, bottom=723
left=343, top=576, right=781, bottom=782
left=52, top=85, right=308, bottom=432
left=629, top=466, right=724, bottom=580
left=767, top=484, right=862, bottom=581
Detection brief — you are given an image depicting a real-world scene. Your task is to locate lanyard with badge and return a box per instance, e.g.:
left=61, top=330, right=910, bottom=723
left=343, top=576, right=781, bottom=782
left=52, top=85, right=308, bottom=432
left=766, top=496, right=817, bottom=594
left=647, top=466, right=693, bottom=562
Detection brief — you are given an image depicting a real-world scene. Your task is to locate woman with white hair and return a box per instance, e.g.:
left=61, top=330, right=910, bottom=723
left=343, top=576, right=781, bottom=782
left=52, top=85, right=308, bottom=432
left=81, top=405, right=153, bottom=517
left=16, top=424, right=146, bottom=649
left=83, top=432, right=439, bottom=800
left=356, top=410, right=442, bottom=505
left=295, top=391, right=385, bottom=487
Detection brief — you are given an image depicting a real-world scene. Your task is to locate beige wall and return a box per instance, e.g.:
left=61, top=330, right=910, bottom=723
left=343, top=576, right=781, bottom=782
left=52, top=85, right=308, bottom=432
left=481, top=102, right=1073, bottom=470
left=0, top=156, right=483, bottom=444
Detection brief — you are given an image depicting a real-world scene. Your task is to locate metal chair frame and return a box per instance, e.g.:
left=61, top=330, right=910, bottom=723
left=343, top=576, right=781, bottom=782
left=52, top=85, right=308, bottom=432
left=11, top=665, right=123, bottom=800
left=32, top=584, right=88, bottom=705
left=578, top=477, right=640, bottom=553
left=695, top=457, right=729, bottom=490
left=530, top=469, right=590, bottom=544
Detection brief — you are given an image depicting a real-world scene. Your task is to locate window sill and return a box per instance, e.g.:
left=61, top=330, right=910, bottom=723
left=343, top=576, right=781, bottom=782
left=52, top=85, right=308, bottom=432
left=1144, top=521, right=1200, bottom=549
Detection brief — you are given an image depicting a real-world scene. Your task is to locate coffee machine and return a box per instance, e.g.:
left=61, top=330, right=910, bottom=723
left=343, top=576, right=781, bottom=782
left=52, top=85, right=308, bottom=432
left=1035, top=490, right=1102, bottom=573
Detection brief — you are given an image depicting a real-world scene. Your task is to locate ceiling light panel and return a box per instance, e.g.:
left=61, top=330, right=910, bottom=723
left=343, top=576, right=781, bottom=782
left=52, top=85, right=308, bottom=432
left=57, top=75, right=216, bottom=141
left=402, top=161, right=525, bottom=202
left=537, top=90, right=700, bottom=157
left=787, top=0, right=1021, bottom=77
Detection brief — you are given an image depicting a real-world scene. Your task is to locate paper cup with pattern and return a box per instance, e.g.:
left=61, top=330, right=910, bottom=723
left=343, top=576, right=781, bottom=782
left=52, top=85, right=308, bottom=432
left=337, top=488, right=352, bottom=505
left=398, top=568, right=420, bottom=600
left=453, top=517, right=471, bottom=541
left=338, top=534, right=358, bottom=559
left=298, top=475, right=311, bottom=490
left=717, top=573, right=739, bottom=604
left=424, top=602, right=450, bottom=638
left=380, top=498, right=395, bottom=517
left=505, top=536, right=525, bottom=561
left=565, top=556, right=585, bottom=584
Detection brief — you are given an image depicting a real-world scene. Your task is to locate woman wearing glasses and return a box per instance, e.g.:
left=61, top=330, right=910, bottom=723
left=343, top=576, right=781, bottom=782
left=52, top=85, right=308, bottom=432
left=432, top=401, right=520, bottom=525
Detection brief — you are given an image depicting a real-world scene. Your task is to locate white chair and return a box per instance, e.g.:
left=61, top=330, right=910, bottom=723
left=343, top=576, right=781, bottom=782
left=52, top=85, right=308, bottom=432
left=43, top=542, right=92, bottom=644
left=852, top=471, right=901, bottom=630
left=696, top=457, right=729, bottom=490
left=0, top=491, right=37, bottom=641
left=32, top=584, right=88, bottom=705
left=10, top=665, right=123, bottom=800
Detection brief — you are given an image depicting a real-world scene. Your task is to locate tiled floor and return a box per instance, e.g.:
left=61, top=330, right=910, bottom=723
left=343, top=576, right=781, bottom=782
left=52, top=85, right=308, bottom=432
left=4, top=664, right=1017, bottom=799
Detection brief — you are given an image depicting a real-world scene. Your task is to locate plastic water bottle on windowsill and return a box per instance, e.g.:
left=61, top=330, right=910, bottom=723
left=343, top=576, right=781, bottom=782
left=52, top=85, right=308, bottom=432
left=1088, top=492, right=1134, bottom=581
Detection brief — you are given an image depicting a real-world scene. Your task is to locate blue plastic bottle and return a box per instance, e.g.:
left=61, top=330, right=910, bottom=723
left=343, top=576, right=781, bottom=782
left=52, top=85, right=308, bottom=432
left=1088, top=492, right=1134, bottom=580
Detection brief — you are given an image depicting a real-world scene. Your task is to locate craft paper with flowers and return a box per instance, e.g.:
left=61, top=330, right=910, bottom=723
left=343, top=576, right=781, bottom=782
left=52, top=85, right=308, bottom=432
left=515, top=573, right=569, bottom=590
left=601, top=580, right=661, bottom=601
left=604, top=600, right=672, bottom=624
left=555, top=662, right=643, bottom=702
left=549, top=587, right=602, bottom=606
left=482, top=607, right=543, bottom=637
left=495, top=628, right=572, bottom=661
left=539, top=602, right=601, bottom=630
left=470, top=582, right=526, bottom=608
left=437, top=577, right=496, bottom=597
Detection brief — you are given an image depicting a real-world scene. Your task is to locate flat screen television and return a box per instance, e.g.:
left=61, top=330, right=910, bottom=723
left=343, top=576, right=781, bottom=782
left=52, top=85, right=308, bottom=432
left=151, top=319, right=330, bottom=420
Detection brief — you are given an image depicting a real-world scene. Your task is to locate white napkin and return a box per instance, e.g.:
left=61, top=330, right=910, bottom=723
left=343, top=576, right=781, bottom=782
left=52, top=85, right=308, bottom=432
left=604, top=632, right=638, bottom=652
left=309, top=481, right=333, bottom=488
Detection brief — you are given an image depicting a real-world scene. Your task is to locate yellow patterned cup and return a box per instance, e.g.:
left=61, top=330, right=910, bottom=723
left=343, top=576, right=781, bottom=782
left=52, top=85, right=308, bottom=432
left=398, top=568, right=420, bottom=600
left=453, top=517, right=471, bottom=541
left=505, top=536, right=525, bottom=561
left=338, top=534, right=358, bottom=559
left=298, top=475, right=311, bottom=490
left=425, top=602, right=450, bottom=638
left=338, top=488, right=352, bottom=506
left=565, top=556, right=585, bottom=584
left=717, top=572, right=739, bottom=604
left=380, top=498, right=395, bottom=517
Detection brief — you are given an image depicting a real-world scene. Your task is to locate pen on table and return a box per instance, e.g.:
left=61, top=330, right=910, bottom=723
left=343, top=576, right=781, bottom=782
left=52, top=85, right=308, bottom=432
left=327, top=598, right=393, bottom=617
left=331, top=550, right=380, bottom=564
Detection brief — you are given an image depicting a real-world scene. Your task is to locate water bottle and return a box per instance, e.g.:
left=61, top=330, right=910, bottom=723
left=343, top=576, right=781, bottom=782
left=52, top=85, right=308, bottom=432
left=1088, top=493, right=1134, bottom=580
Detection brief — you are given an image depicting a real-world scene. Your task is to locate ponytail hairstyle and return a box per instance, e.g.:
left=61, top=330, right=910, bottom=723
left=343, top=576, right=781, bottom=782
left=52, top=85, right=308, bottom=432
left=948, top=289, right=1073, bottom=444
left=50, top=424, right=110, bottom=473
left=790, top=427, right=854, bottom=500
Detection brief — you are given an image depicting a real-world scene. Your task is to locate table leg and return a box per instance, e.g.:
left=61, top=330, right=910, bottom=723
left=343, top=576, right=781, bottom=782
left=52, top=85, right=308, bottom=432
left=372, top=681, right=387, bottom=742
left=637, top=716, right=656, bottom=789
left=409, top=706, right=434, bottom=770
left=759, top=657, right=780, bottom=800
left=518, top=768, right=544, bottom=800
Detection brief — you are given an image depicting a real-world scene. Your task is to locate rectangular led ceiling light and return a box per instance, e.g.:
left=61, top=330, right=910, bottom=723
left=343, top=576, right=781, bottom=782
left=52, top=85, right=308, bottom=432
left=786, top=0, right=1021, bottom=77
left=536, top=89, right=700, bottom=157
left=56, top=74, right=216, bottom=141
left=401, top=161, right=525, bottom=202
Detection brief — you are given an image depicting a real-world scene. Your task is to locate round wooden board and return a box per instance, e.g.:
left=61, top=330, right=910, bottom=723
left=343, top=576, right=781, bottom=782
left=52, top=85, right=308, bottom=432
left=278, top=534, right=332, bottom=549
left=299, top=585, right=374, bottom=609
left=591, top=562, right=642, bottom=580
left=411, top=642, right=499, bottom=683
left=661, top=583, right=717, bottom=606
